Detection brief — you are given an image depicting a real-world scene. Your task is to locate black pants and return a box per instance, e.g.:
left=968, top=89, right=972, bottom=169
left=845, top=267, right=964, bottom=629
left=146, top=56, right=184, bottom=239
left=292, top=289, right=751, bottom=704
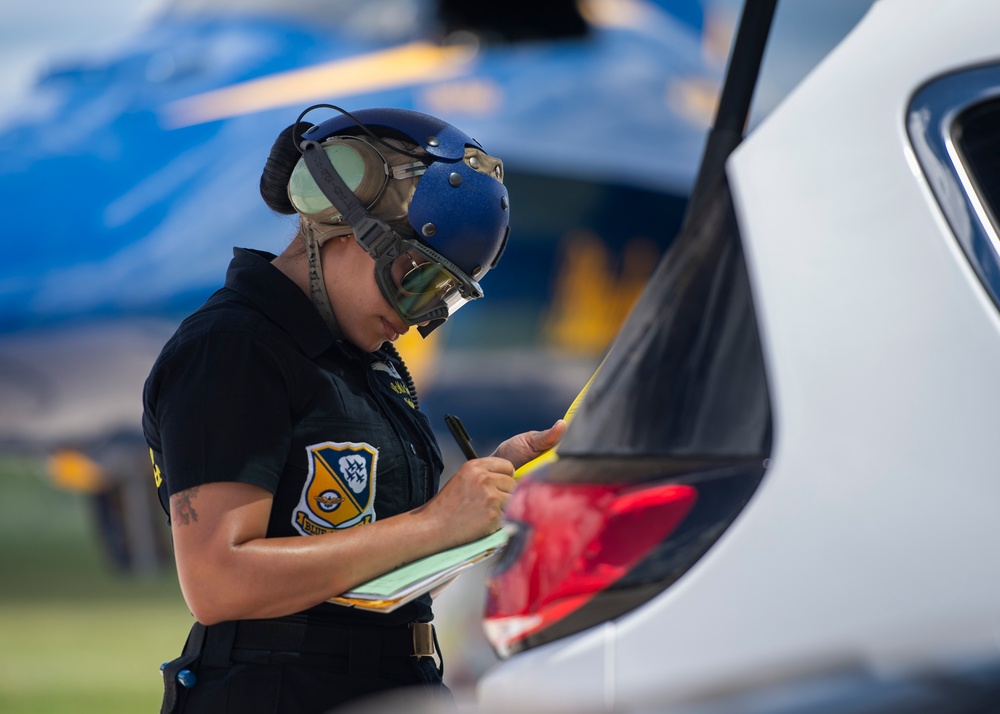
left=160, top=619, right=453, bottom=714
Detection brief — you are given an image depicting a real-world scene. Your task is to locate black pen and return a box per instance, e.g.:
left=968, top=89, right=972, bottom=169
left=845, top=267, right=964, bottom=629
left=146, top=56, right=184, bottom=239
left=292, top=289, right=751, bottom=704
left=445, top=414, right=479, bottom=460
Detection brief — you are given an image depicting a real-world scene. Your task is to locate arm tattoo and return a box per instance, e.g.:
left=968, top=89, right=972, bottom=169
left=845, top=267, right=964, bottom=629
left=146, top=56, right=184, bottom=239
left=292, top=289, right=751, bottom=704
left=171, top=486, right=200, bottom=526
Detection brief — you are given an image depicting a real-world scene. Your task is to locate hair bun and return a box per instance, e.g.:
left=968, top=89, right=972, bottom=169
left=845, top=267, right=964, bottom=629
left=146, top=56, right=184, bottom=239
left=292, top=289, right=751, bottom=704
left=260, top=121, right=314, bottom=215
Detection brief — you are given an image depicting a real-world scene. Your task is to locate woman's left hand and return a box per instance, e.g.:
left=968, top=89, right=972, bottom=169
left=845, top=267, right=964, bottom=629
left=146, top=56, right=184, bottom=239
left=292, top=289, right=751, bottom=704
left=491, top=419, right=568, bottom=471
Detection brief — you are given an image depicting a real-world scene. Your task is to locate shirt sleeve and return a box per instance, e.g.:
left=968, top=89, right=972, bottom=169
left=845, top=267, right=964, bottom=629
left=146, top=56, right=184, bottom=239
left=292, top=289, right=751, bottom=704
left=148, top=328, right=292, bottom=496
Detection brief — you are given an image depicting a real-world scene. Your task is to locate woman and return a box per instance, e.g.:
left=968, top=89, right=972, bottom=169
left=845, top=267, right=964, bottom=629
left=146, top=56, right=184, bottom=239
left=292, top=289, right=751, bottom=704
left=143, top=105, right=565, bottom=713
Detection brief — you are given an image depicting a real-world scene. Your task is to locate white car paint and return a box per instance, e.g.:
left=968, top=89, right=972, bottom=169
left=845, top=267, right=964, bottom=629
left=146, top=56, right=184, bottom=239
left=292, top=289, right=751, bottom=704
left=478, top=0, right=1000, bottom=709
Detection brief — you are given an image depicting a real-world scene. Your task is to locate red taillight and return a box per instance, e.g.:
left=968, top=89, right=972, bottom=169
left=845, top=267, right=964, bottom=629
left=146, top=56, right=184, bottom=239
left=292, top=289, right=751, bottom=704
left=484, top=478, right=697, bottom=657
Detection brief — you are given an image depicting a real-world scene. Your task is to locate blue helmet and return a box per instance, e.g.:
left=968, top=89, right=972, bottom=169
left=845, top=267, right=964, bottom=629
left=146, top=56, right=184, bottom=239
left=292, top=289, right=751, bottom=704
left=287, top=105, right=510, bottom=334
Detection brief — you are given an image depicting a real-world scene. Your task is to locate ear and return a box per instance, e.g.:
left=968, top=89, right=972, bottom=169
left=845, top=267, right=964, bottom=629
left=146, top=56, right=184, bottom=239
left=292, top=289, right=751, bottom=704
left=321, top=232, right=360, bottom=261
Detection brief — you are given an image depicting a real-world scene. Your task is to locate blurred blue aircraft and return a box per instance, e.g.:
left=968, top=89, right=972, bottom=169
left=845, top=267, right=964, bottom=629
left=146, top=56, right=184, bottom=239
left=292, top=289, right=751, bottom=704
left=0, top=0, right=721, bottom=570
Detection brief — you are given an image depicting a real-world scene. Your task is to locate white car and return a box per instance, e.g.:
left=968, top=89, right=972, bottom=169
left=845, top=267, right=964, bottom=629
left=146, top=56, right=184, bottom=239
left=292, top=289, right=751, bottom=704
left=476, top=0, right=1000, bottom=710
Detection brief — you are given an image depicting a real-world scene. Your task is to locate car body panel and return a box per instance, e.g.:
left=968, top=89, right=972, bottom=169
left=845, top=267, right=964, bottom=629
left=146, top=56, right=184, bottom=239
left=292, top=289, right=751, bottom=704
left=478, top=0, right=1000, bottom=709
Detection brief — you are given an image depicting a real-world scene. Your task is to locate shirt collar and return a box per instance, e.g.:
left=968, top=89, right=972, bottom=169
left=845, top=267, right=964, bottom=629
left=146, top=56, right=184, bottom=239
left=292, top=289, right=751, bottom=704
left=223, top=247, right=340, bottom=359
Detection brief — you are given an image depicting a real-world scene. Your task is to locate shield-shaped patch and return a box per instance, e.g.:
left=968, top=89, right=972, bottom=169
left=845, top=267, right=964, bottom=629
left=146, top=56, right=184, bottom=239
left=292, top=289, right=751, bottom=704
left=292, top=441, right=378, bottom=535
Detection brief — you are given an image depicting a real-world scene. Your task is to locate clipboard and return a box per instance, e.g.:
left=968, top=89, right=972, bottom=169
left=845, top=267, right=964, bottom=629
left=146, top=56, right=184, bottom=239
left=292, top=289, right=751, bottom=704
left=328, top=526, right=511, bottom=613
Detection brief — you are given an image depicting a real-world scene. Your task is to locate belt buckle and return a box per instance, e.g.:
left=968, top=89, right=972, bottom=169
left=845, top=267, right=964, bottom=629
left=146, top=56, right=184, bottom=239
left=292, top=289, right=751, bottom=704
left=409, top=622, right=435, bottom=659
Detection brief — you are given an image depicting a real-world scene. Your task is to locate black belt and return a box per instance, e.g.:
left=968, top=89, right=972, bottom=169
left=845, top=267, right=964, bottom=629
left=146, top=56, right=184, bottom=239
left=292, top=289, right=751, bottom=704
left=163, top=618, right=441, bottom=710
left=231, top=619, right=436, bottom=659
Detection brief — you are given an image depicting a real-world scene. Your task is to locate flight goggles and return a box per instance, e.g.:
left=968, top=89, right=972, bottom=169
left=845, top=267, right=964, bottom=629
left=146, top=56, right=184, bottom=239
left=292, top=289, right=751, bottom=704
left=376, top=238, right=484, bottom=327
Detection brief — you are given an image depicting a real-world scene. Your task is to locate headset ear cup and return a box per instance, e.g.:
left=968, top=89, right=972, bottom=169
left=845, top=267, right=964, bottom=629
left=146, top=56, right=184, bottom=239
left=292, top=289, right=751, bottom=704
left=287, top=137, right=390, bottom=221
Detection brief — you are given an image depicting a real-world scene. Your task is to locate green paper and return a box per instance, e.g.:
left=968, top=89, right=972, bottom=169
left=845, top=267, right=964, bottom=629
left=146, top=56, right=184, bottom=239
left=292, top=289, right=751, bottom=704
left=329, top=527, right=510, bottom=612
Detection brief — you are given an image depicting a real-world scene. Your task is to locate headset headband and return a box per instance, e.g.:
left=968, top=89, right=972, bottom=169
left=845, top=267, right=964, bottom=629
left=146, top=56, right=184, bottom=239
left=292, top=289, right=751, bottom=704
left=300, top=106, right=481, bottom=161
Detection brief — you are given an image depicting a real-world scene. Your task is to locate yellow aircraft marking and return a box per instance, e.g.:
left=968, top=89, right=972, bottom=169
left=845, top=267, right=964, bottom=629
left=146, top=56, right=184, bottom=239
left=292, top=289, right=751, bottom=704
left=47, top=449, right=107, bottom=493
left=392, top=324, right=441, bottom=392
left=163, top=41, right=478, bottom=128
left=543, top=231, right=660, bottom=355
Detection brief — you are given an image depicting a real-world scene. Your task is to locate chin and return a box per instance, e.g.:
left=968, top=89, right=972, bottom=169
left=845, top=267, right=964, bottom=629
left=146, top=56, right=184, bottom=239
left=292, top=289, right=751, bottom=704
left=366, top=333, right=389, bottom=352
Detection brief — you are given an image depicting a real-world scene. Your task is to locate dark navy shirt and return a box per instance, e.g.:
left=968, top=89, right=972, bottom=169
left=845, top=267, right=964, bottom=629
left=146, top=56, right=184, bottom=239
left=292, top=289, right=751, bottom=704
left=142, top=248, right=444, bottom=626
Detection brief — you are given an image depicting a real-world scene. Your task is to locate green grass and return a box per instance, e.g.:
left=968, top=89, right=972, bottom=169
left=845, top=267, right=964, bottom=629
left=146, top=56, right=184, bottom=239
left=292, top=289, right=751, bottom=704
left=0, top=457, right=193, bottom=713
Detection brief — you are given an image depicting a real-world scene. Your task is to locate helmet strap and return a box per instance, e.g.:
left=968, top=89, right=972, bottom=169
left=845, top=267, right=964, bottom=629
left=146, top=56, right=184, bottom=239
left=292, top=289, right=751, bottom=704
left=301, top=220, right=344, bottom=340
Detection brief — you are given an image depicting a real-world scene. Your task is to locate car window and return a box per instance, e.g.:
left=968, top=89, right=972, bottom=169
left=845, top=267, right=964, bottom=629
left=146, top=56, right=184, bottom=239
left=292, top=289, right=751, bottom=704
left=955, top=99, right=1000, bottom=236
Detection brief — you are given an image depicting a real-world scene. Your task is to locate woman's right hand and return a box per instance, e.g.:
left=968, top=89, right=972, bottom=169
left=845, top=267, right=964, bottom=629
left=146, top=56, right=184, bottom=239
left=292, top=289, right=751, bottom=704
left=420, top=456, right=516, bottom=546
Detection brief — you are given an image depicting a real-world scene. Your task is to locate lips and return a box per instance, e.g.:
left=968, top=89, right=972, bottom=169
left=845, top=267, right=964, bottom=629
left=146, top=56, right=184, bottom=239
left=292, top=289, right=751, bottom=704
left=381, top=317, right=405, bottom=342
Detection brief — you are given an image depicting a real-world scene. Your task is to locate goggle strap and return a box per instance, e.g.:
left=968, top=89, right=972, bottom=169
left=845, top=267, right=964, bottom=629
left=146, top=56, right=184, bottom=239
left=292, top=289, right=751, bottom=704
left=300, top=140, right=399, bottom=262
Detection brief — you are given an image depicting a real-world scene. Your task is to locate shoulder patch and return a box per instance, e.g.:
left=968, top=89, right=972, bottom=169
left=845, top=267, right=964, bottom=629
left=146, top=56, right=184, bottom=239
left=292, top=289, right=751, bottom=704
left=292, top=441, right=378, bottom=535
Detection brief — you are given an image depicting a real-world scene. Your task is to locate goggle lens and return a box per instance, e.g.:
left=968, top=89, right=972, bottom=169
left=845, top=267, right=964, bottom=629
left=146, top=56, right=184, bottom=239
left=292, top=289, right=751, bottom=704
left=401, top=261, right=456, bottom=295
left=395, top=257, right=459, bottom=316
left=375, top=243, right=483, bottom=328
